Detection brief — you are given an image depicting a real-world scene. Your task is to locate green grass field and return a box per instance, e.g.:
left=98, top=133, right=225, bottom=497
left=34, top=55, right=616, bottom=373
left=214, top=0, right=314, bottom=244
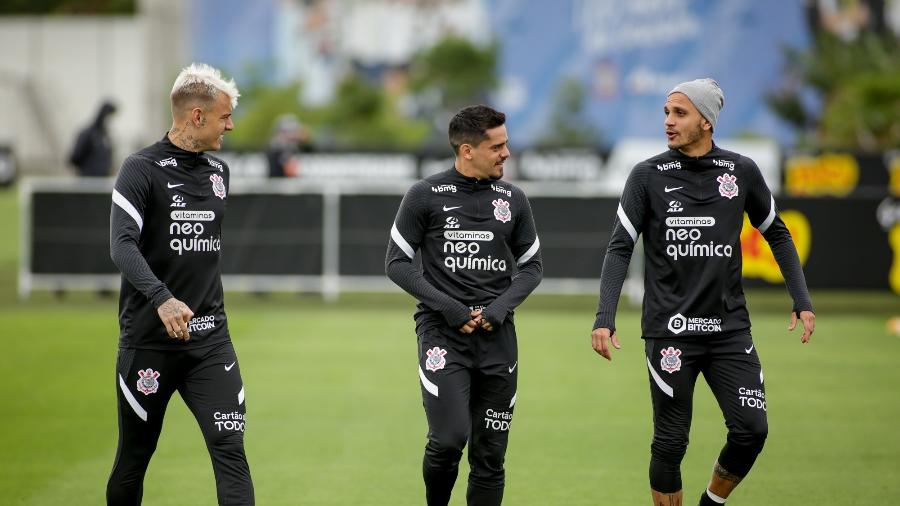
left=1, top=186, right=899, bottom=505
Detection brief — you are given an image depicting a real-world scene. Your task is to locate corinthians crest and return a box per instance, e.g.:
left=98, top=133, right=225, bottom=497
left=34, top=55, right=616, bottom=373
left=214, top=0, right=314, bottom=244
left=136, top=368, right=161, bottom=395
left=210, top=173, right=226, bottom=199
left=717, top=173, right=738, bottom=199
left=492, top=198, right=511, bottom=223
left=659, top=347, right=683, bottom=374
left=425, top=347, right=448, bottom=372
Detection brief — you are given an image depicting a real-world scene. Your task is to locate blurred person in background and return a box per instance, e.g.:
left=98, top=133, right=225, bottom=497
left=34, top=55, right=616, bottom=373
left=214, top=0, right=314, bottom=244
left=266, top=113, right=312, bottom=177
left=107, top=63, right=254, bottom=505
left=590, top=78, right=816, bottom=506
left=386, top=105, right=542, bottom=506
left=69, top=100, right=116, bottom=177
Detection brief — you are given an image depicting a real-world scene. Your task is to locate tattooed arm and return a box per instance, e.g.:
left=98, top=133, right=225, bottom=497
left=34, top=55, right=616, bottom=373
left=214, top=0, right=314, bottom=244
left=156, top=297, right=194, bottom=341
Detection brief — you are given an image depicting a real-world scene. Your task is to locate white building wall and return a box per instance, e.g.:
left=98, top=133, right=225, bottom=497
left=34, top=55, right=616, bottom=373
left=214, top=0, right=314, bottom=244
left=0, top=0, right=186, bottom=175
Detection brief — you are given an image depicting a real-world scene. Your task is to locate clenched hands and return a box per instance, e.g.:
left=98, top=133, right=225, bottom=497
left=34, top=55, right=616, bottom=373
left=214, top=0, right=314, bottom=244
left=157, top=297, right=194, bottom=341
left=591, top=327, right=621, bottom=361
left=459, top=309, right=493, bottom=334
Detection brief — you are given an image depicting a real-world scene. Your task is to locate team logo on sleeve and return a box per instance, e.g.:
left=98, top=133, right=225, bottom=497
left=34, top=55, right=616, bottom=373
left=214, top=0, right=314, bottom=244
left=492, top=199, right=512, bottom=223
left=425, top=347, right=448, bottom=372
left=136, top=368, right=161, bottom=395
left=659, top=347, right=683, bottom=373
left=210, top=174, right=226, bottom=199
left=717, top=173, right=739, bottom=199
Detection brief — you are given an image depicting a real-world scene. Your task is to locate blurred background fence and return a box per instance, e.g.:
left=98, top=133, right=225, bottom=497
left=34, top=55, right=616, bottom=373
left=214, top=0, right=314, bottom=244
left=2, top=0, right=899, bottom=297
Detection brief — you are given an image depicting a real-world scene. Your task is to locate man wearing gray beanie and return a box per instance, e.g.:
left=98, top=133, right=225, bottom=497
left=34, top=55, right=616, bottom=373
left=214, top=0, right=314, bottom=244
left=590, top=79, right=816, bottom=506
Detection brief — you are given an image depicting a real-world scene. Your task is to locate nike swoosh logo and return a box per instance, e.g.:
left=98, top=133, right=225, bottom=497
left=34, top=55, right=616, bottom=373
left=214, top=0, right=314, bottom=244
left=664, top=186, right=683, bottom=192
left=225, top=361, right=236, bottom=371
left=508, top=361, right=517, bottom=374
left=443, top=205, right=462, bottom=211
left=167, top=182, right=184, bottom=188
left=745, top=345, right=754, bottom=354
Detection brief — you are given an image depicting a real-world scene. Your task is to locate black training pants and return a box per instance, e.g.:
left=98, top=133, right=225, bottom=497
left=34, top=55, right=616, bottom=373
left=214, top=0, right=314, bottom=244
left=417, top=321, right=518, bottom=506
left=644, top=332, right=768, bottom=493
left=107, top=341, right=254, bottom=505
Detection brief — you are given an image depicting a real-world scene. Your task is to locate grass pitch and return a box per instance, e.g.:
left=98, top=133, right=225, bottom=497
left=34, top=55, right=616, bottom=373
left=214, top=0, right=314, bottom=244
left=1, top=187, right=898, bottom=505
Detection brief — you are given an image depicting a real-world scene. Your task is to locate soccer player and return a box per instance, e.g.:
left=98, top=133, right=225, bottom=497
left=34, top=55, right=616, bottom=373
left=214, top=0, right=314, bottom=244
left=107, top=63, right=253, bottom=505
left=590, top=78, right=816, bottom=506
left=386, top=105, right=542, bottom=505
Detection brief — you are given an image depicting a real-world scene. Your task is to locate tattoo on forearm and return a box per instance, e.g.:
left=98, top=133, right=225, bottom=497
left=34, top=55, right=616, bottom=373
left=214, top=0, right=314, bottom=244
left=657, top=495, right=679, bottom=506
left=714, top=462, right=743, bottom=484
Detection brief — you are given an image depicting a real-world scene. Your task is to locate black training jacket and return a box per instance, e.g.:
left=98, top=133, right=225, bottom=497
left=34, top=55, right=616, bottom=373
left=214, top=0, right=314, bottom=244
left=110, top=135, right=231, bottom=349
left=386, top=168, right=543, bottom=333
left=594, top=143, right=813, bottom=338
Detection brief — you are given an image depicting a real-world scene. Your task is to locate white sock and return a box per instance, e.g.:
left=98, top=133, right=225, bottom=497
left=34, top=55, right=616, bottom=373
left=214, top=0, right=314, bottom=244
left=706, top=489, right=727, bottom=504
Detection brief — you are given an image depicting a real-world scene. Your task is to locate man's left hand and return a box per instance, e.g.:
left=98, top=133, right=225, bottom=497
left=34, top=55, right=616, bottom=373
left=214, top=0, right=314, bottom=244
left=789, top=310, right=816, bottom=343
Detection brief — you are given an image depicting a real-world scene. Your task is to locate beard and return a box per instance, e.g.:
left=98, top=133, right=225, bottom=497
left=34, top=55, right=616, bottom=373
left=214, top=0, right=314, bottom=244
left=668, top=122, right=704, bottom=151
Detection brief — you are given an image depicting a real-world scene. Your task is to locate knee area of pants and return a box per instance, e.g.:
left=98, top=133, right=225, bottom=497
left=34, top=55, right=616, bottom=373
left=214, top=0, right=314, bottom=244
left=651, top=439, right=688, bottom=463
left=470, top=450, right=506, bottom=473
left=425, top=438, right=465, bottom=459
left=649, top=456, right=682, bottom=493
left=429, top=431, right=468, bottom=452
left=728, top=426, right=768, bottom=448
left=718, top=440, right=765, bottom=478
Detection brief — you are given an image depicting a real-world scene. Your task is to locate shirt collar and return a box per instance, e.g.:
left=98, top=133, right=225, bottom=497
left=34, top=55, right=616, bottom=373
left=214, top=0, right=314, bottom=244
left=159, top=133, right=207, bottom=169
left=444, top=166, right=499, bottom=189
left=668, top=141, right=722, bottom=161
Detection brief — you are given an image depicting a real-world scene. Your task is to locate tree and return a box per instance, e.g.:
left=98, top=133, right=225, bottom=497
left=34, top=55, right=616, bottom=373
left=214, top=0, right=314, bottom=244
left=534, top=77, right=603, bottom=149
left=767, top=32, right=900, bottom=152
left=409, top=36, right=499, bottom=114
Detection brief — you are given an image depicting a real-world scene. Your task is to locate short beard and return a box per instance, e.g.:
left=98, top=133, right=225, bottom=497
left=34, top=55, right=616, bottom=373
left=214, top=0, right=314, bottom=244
left=668, top=123, right=703, bottom=152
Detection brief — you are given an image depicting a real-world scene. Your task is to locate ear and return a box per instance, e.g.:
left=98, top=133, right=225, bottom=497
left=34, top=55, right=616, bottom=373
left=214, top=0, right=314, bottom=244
left=190, top=107, right=203, bottom=127
left=461, top=144, right=473, bottom=160
left=701, top=118, right=713, bottom=132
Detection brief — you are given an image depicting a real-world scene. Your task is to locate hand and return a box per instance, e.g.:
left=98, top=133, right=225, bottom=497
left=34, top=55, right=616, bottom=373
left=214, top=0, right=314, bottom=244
left=459, top=309, right=483, bottom=334
left=591, top=327, right=621, bottom=361
left=789, top=310, right=815, bottom=344
left=474, top=309, right=495, bottom=332
left=157, top=297, right=194, bottom=341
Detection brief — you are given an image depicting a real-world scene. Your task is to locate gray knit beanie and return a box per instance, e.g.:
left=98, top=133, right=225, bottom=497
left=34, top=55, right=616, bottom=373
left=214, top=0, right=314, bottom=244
left=668, top=78, right=724, bottom=130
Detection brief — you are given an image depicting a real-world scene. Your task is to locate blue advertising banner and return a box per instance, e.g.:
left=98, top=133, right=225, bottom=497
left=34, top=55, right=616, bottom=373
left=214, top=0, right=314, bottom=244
left=192, top=0, right=813, bottom=146
left=488, top=0, right=811, bottom=146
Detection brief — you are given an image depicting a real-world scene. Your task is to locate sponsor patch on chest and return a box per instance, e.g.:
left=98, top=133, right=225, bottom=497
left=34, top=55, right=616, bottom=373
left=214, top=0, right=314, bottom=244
left=210, top=174, right=226, bottom=199
left=717, top=173, right=738, bottom=199
left=492, top=198, right=511, bottom=223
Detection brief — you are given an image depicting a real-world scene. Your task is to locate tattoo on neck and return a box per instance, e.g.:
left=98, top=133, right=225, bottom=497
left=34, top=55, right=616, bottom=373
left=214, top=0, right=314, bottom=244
left=169, top=131, right=193, bottom=152
left=714, top=462, right=743, bottom=484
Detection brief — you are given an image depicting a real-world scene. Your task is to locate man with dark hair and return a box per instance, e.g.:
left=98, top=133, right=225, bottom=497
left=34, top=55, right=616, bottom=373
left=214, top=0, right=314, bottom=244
left=107, top=63, right=253, bottom=505
left=590, top=78, right=816, bottom=506
left=69, top=100, right=116, bottom=177
left=386, top=104, right=542, bottom=505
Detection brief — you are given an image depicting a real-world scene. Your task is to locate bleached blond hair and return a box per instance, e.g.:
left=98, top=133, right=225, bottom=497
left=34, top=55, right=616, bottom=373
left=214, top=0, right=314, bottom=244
left=170, top=62, right=240, bottom=111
